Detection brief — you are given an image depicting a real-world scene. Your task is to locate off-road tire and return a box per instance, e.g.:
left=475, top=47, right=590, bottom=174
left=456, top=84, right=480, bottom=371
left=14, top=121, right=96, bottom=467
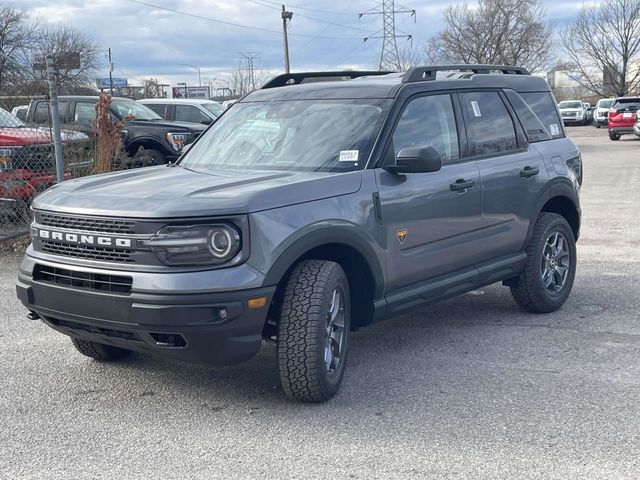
left=510, top=213, right=577, bottom=313
left=134, top=148, right=167, bottom=166
left=609, top=132, right=621, bottom=141
left=277, top=260, right=351, bottom=402
left=71, top=338, right=132, bottom=361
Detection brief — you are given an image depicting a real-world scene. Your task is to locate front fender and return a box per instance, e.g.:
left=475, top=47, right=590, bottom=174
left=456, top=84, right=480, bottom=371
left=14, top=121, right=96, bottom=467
left=261, top=223, right=385, bottom=299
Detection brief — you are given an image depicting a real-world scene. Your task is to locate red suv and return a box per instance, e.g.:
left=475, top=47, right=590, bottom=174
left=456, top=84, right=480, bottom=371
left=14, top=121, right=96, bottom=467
left=0, top=108, right=78, bottom=217
left=608, top=97, right=640, bottom=140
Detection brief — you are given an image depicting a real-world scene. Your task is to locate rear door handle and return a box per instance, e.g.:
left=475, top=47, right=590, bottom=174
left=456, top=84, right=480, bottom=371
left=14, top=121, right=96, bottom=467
left=520, top=166, right=540, bottom=178
left=450, top=178, right=475, bottom=192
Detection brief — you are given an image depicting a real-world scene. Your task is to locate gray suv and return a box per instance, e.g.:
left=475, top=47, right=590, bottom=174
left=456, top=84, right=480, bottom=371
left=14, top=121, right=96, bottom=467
left=16, top=65, right=582, bottom=402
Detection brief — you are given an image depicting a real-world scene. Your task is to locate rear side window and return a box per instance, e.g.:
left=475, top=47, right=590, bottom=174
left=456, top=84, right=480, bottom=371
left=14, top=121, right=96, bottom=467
left=460, top=91, right=517, bottom=156
left=31, top=101, right=68, bottom=124
left=32, top=102, right=50, bottom=124
left=504, top=90, right=551, bottom=143
left=145, top=103, right=167, bottom=117
left=520, top=92, right=564, bottom=139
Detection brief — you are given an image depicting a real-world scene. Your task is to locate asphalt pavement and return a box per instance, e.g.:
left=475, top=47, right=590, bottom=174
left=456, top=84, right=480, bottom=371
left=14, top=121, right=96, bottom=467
left=1, top=125, right=639, bottom=479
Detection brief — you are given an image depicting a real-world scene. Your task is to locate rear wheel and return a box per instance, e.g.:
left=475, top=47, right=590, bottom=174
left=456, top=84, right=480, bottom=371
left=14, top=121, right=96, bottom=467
left=609, top=131, right=621, bottom=141
left=510, top=213, right=576, bottom=313
left=71, top=338, right=132, bottom=361
left=276, top=260, right=351, bottom=402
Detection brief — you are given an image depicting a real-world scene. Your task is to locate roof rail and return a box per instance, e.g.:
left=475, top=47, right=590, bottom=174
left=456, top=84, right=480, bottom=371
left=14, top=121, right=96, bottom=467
left=261, top=71, right=393, bottom=89
left=402, top=64, right=530, bottom=83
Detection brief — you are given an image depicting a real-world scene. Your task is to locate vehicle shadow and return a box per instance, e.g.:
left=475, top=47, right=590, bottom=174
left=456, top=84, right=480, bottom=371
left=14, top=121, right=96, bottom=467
left=91, top=261, right=628, bottom=408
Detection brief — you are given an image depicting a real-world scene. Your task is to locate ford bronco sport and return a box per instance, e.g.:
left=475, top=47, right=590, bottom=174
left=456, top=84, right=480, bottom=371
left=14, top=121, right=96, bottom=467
left=17, top=65, right=582, bottom=402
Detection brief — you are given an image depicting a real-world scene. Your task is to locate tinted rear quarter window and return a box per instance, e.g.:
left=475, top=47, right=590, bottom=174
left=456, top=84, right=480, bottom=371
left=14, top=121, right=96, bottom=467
left=504, top=90, right=551, bottom=143
left=520, top=92, right=564, bottom=139
left=460, top=91, right=518, bottom=156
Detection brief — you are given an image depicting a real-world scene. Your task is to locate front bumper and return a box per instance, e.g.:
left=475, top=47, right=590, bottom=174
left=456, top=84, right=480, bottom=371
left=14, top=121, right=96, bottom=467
left=16, top=255, right=276, bottom=365
left=562, top=116, right=585, bottom=124
left=594, top=117, right=608, bottom=126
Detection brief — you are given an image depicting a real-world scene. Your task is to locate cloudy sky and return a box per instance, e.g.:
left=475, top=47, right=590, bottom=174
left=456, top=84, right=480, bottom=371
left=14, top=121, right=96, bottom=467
left=9, top=0, right=585, bottom=87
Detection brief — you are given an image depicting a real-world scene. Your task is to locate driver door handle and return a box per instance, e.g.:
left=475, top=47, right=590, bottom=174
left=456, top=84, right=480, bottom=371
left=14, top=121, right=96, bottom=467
left=450, top=178, right=475, bottom=192
left=520, top=166, right=540, bottom=178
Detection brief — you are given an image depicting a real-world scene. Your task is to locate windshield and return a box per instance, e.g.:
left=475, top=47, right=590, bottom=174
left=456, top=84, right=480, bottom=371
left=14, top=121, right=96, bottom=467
left=0, top=107, right=25, bottom=127
left=203, top=103, right=223, bottom=117
left=110, top=100, right=161, bottom=121
left=180, top=99, right=391, bottom=172
left=559, top=101, right=582, bottom=109
left=597, top=99, right=614, bottom=109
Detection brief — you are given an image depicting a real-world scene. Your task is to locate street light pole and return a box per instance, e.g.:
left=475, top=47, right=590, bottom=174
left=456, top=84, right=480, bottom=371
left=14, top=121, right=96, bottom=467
left=281, top=5, right=293, bottom=74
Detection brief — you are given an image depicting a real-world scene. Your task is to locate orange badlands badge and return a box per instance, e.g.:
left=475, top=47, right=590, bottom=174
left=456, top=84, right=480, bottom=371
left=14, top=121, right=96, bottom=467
left=396, top=229, right=408, bottom=244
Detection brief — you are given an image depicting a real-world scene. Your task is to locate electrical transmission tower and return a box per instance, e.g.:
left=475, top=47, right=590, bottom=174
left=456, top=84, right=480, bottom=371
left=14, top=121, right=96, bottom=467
left=239, top=52, right=260, bottom=92
left=361, top=1, right=415, bottom=71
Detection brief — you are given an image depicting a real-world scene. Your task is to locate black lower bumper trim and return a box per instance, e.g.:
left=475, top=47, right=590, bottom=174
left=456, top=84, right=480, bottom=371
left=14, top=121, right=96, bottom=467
left=17, top=278, right=276, bottom=366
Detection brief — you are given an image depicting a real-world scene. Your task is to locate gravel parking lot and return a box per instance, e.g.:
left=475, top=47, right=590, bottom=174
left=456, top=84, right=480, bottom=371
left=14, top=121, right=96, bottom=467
left=1, top=125, right=639, bottom=479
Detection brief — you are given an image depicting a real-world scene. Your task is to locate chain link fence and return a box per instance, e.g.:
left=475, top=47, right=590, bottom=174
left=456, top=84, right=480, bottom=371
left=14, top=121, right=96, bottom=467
left=0, top=88, right=153, bottom=241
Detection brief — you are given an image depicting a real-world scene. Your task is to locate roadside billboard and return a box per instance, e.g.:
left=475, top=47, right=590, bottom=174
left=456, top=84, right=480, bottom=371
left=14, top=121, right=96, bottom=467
left=171, top=86, right=210, bottom=99
left=96, top=77, right=128, bottom=89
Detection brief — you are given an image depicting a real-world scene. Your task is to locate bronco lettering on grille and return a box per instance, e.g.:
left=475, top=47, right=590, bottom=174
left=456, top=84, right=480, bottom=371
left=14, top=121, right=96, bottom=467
left=37, top=229, right=132, bottom=248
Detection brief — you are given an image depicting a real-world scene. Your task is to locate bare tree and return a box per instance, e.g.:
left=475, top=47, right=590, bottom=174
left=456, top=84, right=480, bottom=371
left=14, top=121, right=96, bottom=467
left=29, top=24, right=102, bottom=93
left=426, top=0, right=553, bottom=72
left=0, top=7, right=39, bottom=89
left=561, top=0, right=640, bottom=97
left=396, top=44, right=423, bottom=70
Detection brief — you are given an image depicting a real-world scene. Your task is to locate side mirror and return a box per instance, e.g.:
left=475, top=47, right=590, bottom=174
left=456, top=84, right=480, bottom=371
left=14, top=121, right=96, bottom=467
left=201, top=119, right=212, bottom=125
left=385, top=146, right=442, bottom=174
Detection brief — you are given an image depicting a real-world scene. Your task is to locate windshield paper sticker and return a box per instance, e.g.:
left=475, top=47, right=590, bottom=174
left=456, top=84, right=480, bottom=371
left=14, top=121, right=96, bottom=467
left=339, top=150, right=359, bottom=162
left=550, top=123, right=560, bottom=136
left=471, top=100, right=482, bottom=117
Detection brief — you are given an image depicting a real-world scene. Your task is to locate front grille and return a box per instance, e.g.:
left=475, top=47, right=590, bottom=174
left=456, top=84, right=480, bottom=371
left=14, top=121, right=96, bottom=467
left=34, top=264, right=133, bottom=294
left=40, top=213, right=135, bottom=234
left=47, top=318, right=140, bottom=342
left=40, top=240, right=134, bottom=263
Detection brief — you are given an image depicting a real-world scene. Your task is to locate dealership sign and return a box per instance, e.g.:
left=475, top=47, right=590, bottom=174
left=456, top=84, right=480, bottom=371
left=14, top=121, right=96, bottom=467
left=172, top=86, right=211, bottom=99
left=96, top=77, right=128, bottom=89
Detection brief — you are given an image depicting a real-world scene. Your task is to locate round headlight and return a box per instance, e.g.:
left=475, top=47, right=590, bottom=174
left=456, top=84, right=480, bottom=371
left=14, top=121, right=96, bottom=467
left=208, top=226, right=240, bottom=259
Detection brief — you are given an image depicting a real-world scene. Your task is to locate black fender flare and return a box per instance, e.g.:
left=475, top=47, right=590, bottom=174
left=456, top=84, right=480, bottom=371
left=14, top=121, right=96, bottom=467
left=262, top=226, right=385, bottom=299
left=126, top=136, right=169, bottom=156
left=525, top=178, right=581, bottom=247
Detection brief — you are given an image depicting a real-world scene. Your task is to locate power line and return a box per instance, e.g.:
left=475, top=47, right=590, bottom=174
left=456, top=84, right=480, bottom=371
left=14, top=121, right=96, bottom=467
left=245, top=0, right=369, bottom=32
left=126, top=0, right=361, bottom=39
left=249, top=0, right=362, bottom=16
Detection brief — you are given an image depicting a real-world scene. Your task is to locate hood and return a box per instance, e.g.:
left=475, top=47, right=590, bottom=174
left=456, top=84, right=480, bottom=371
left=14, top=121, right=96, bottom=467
left=32, top=165, right=363, bottom=218
left=0, top=127, right=51, bottom=146
left=127, top=119, right=207, bottom=132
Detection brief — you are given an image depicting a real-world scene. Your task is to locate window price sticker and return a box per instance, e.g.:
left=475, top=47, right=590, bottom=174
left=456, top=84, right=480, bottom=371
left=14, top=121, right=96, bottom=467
left=339, top=150, right=359, bottom=162
left=550, top=123, right=560, bottom=136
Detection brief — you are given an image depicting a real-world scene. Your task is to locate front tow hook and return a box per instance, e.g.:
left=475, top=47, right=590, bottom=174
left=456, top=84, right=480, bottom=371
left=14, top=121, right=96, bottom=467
left=27, top=310, right=40, bottom=320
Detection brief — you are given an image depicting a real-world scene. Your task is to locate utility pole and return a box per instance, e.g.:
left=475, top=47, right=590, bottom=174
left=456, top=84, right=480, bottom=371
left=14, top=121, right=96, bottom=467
left=361, top=1, right=415, bottom=71
left=108, top=47, right=114, bottom=94
left=281, top=5, right=293, bottom=74
left=181, top=63, right=202, bottom=86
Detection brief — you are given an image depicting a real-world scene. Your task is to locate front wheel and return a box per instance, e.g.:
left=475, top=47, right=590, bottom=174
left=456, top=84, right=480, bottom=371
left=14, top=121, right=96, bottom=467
left=609, top=131, right=621, bottom=141
left=510, top=213, right=577, bottom=313
left=276, top=260, right=351, bottom=402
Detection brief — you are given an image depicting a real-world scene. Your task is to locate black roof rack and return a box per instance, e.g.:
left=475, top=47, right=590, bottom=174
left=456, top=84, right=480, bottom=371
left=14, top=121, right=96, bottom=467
left=402, top=64, right=530, bottom=83
left=261, top=70, right=393, bottom=89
